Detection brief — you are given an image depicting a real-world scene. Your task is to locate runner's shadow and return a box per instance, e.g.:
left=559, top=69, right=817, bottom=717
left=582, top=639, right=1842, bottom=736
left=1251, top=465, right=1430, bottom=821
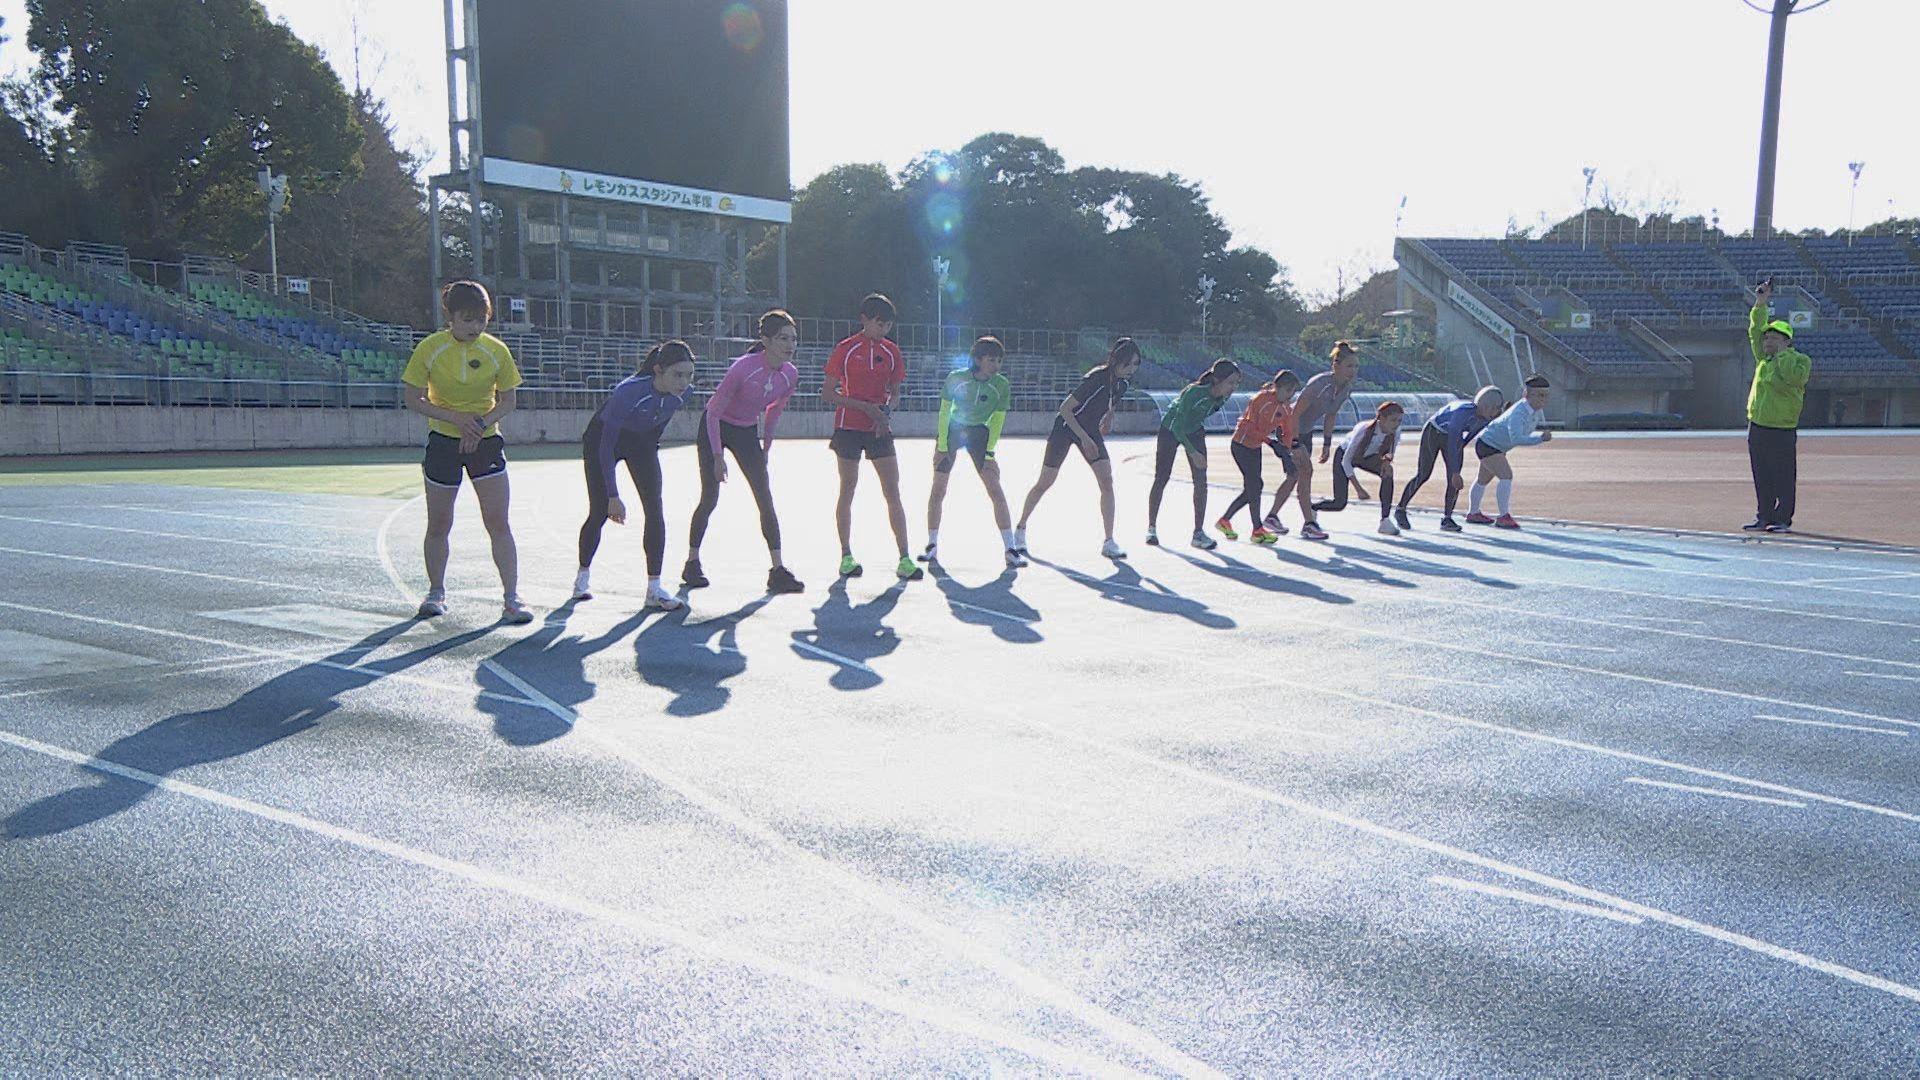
left=1535, top=530, right=1717, bottom=561
left=1459, top=531, right=1648, bottom=566
left=1264, top=544, right=1415, bottom=589
left=1029, top=556, right=1237, bottom=629
left=632, top=597, right=769, bottom=716
left=478, top=600, right=653, bottom=746
left=930, top=565, right=1043, bottom=644
left=1327, top=543, right=1520, bottom=590
left=5, top=621, right=493, bottom=838
left=1391, top=533, right=1510, bottom=564
left=791, top=579, right=904, bottom=691
left=1172, top=549, right=1354, bottom=604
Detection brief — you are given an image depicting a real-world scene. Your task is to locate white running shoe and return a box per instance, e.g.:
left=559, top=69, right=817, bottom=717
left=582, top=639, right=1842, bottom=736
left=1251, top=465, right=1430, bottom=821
left=572, top=569, right=593, bottom=601
left=1191, top=530, right=1218, bottom=551
left=502, top=596, right=534, bottom=625
left=644, top=585, right=684, bottom=611
left=1377, top=518, right=1402, bottom=536
left=1144, top=527, right=1160, bottom=547
left=916, top=543, right=937, bottom=564
left=416, top=591, right=447, bottom=619
left=1101, top=538, right=1127, bottom=560
left=1004, top=547, right=1029, bottom=569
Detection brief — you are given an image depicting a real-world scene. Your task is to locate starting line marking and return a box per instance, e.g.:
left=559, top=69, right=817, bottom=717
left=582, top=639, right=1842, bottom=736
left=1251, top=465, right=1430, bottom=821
left=1428, top=875, right=1644, bottom=926
left=1846, top=670, right=1920, bottom=684
left=1622, top=776, right=1806, bottom=809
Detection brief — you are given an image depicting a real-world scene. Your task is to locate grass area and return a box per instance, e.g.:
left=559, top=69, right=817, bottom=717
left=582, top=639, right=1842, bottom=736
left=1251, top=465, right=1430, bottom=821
left=0, top=444, right=585, bottom=499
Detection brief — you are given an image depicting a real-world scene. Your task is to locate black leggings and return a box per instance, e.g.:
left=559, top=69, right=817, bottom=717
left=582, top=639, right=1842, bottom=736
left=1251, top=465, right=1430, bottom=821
left=1147, top=427, right=1208, bottom=531
left=578, top=421, right=665, bottom=575
left=689, top=418, right=782, bottom=553
left=1324, top=447, right=1395, bottom=516
left=1397, top=423, right=1463, bottom=516
left=1221, top=441, right=1266, bottom=528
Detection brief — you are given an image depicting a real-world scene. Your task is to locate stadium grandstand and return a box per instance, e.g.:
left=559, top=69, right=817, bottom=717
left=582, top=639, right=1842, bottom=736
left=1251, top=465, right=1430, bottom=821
left=1399, top=227, right=1920, bottom=427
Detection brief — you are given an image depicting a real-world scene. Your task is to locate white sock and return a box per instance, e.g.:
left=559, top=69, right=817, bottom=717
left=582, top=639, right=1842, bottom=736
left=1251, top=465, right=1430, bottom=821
left=1013, top=526, right=1027, bottom=547
left=1496, top=478, right=1513, bottom=516
left=1469, top=483, right=1487, bottom=514
left=647, top=575, right=662, bottom=594
left=1000, top=528, right=1015, bottom=549
left=926, top=529, right=939, bottom=548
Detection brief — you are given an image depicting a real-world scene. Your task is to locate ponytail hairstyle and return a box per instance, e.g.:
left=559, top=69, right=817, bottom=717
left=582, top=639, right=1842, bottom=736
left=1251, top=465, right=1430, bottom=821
left=969, top=335, right=1006, bottom=375
left=1270, top=368, right=1301, bottom=394
left=1107, top=336, right=1141, bottom=370
left=1191, top=357, right=1241, bottom=389
left=748, top=308, right=797, bottom=353
left=1375, top=400, right=1404, bottom=420
left=1329, top=339, right=1358, bottom=365
left=640, top=339, right=695, bottom=377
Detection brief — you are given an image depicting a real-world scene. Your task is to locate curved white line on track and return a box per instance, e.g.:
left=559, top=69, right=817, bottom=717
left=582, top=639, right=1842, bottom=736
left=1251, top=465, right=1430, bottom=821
left=0, top=512, right=376, bottom=559
left=376, top=495, right=423, bottom=600
left=1428, top=875, right=1645, bottom=926
left=0, top=729, right=1147, bottom=1078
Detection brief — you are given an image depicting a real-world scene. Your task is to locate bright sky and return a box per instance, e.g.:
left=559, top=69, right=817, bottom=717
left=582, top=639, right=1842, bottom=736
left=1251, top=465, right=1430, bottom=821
left=2, top=0, right=1914, bottom=303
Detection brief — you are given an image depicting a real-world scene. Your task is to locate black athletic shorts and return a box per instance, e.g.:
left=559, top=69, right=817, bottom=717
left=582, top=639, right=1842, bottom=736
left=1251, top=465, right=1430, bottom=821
left=423, top=431, right=506, bottom=488
left=1042, top=419, right=1108, bottom=468
left=933, top=424, right=992, bottom=473
left=1472, top=438, right=1509, bottom=460
left=830, top=428, right=897, bottom=461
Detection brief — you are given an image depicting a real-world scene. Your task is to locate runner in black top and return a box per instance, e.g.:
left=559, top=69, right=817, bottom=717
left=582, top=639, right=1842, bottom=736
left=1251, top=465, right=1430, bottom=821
left=1013, top=337, right=1142, bottom=560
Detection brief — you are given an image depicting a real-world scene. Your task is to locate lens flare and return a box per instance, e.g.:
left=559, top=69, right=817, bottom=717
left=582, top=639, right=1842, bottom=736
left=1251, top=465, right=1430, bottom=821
left=924, top=192, right=962, bottom=236
left=722, top=2, right=764, bottom=52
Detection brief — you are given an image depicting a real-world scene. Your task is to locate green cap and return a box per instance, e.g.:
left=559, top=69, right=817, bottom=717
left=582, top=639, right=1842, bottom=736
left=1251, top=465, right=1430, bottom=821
left=1765, top=319, right=1794, bottom=339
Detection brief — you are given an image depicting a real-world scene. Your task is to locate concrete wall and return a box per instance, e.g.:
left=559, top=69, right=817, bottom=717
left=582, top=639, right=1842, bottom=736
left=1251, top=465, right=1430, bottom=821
left=0, top=405, right=1163, bottom=456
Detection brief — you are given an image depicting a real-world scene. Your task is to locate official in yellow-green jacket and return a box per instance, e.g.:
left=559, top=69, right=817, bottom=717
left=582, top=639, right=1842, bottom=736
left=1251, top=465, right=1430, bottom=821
left=1744, top=279, right=1812, bottom=534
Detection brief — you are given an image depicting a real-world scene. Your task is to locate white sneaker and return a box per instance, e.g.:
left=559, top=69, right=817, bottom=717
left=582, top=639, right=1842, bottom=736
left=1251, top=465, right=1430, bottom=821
left=416, top=590, right=447, bottom=619
left=502, top=596, right=534, bottom=625
left=1012, top=527, right=1027, bottom=551
left=1101, top=538, right=1127, bottom=560
left=644, top=585, right=684, bottom=611
left=1144, top=528, right=1160, bottom=547
left=1377, top=518, right=1402, bottom=536
left=1191, top=530, right=1218, bottom=551
left=572, top=569, right=593, bottom=601
left=1004, top=547, right=1028, bottom=568
left=916, top=543, right=937, bottom=564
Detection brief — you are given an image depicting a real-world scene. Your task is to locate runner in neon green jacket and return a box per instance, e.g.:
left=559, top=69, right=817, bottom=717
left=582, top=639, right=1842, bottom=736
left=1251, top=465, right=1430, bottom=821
left=923, top=337, right=1023, bottom=567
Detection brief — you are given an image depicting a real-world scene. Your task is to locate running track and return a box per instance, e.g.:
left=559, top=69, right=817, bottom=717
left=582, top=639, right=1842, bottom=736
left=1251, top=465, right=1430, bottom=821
left=3, top=437, right=1918, bottom=1075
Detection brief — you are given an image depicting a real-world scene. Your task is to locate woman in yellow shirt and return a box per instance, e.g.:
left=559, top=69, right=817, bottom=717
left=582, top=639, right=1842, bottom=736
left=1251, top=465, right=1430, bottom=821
left=400, top=281, right=532, bottom=624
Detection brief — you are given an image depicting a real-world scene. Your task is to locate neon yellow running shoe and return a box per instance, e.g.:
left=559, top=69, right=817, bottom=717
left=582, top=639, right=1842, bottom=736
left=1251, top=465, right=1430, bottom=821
left=1214, top=517, right=1239, bottom=541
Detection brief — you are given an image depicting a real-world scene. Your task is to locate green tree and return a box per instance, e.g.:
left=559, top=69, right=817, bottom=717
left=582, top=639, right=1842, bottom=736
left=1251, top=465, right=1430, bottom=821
left=26, top=0, right=363, bottom=257
left=777, top=162, right=916, bottom=322
left=0, top=14, right=86, bottom=245
left=271, top=91, right=428, bottom=326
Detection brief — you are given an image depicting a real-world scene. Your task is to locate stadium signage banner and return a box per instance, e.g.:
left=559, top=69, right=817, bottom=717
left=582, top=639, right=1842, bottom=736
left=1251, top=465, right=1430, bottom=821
left=1446, top=279, right=1515, bottom=344
left=481, top=158, right=792, bottom=224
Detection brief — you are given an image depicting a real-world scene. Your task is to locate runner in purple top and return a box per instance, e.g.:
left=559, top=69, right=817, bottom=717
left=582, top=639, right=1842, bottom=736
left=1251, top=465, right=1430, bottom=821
left=683, top=310, right=805, bottom=595
left=574, top=341, right=693, bottom=610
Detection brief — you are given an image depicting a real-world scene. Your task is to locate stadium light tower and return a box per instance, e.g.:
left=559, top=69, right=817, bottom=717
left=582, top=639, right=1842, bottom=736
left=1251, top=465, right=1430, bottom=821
left=256, top=168, right=289, bottom=294
left=1580, top=167, right=1597, bottom=250
left=1846, top=161, right=1865, bottom=246
left=932, top=256, right=951, bottom=345
left=1746, top=0, right=1836, bottom=239
left=1197, top=273, right=1217, bottom=337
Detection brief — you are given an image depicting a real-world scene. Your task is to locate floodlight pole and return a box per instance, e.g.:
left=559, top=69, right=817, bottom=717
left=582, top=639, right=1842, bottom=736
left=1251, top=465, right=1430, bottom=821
left=932, top=255, right=950, bottom=348
left=1748, top=0, right=1835, bottom=239
left=1581, top=167, right=1596, bottom=250
left=1846, top=161, right=1865, bottom=245
left=1197, top=273, right=1217, bottom=338
left=257, top=167, right=288, bottom=294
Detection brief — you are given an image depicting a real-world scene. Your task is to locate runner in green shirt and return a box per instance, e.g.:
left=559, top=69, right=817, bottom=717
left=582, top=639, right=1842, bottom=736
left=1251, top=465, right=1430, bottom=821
left=1147, top=358, right=1242, bottom=550
left=923, top=337, right=1023, bottom=567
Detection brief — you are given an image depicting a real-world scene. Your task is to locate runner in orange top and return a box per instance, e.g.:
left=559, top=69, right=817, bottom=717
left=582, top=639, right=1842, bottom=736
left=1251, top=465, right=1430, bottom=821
left=1216, top=369, right=1304, bottom=543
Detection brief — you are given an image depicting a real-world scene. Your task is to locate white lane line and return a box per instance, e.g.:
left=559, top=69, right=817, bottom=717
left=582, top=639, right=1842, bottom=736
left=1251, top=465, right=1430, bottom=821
left=1622, top=777, right=1807, bottom=809
left=1616, top=615, right=1707, bottom=626
left=945, top=598, right=1037, bottom=624
left=1754, top=714, right=1909, bottom=737
left=1383, top=672, right=1486, bottom=688
left=1428, top=875, right=1645, bottom=926
left=98, top=504, right=370, bottom=533
left=1846, top=670, right=1920, bottom=684
left=0, top=729, right=1141, bottom=1078
left=1448, top=533, right=1920, bottom=601
left=1531, top=642, right=1617, bottom=653
left=487, top=665, right=1222, bottom=1080
left=791, top=640, right=879, bottom=675
left=0, top=512, right=375, bottom=559
left=376, top=495, right=421, bottom=599
left=1006, top=708, right=1920, bottom=1006
left=0, top=600, right=544, bottom=714
left=1052, top=563, right=1920, bottom=733
left=0, top=544, right=409, bottom=609
left=1798, top=570, right=1920, bottom=585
